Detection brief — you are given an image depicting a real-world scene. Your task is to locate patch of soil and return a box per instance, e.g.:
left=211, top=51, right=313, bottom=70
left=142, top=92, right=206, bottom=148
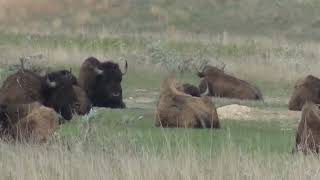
left=217, top=104, right=300, bottom=121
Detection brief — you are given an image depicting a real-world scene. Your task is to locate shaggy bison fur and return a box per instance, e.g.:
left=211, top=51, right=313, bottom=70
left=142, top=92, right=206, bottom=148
left=0, top=102, right=59, bottom=143
left=155, top=78, right=220, bottom=128
left=197, top=65, right=263, bottom=100
left=289, top=75, right=320, bottom=111
left=0, top=70, right=79, bottom=120
left=293, top=101, right=320, bottom=154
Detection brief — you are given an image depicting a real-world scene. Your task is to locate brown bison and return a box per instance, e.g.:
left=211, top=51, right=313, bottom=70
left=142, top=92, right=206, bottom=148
left=289, top=75, right=320, bottom=111
left=0, top=102, right=59, bottom=143
left=79, top=57, right=127, bottom=108
left=293, top=101, right=320, bottom=154
left=48, top=70, right=92, bottom=115
left=48, top=69, right=92, bottom=115
left=197, top=65, right=263, bottom=100
left=155, top=78, right=220, bottom=128
left=0, top=69, right=83, bottom=120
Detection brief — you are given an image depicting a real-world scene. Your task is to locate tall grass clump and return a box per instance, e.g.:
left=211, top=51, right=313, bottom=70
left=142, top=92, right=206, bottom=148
left=0, top=135, right=319, bottom=180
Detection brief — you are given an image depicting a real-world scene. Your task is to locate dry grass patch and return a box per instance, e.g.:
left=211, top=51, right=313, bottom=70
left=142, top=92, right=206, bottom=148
left=0, top=141, right=319, bottom=180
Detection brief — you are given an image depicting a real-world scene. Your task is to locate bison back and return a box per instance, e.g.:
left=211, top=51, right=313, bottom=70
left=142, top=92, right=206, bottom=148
left=0, top=70, right=44, bottom=104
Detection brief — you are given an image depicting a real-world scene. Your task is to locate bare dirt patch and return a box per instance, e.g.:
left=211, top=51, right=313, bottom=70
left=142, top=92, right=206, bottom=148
left=217, top=104, right=300, bottom=121
left=124, top=89, right=158, bottom=110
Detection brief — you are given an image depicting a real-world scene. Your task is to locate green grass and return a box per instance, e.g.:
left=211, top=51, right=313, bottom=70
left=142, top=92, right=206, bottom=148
left=58, top=105, right=296, bottom=157
left=0, top=33, right=144, bottom=52
left=1, top=0, right=320, bottom=178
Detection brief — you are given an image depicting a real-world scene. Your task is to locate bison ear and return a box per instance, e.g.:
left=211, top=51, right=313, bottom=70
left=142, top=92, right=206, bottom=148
left=46, top=77, right=57, bottom=88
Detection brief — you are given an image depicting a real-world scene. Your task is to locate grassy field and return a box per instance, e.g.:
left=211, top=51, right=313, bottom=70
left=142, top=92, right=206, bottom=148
left=1, top=0, right=320, bottom=179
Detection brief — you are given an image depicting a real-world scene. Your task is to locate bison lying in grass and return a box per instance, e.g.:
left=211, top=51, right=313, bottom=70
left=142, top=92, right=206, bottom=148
left=0, top=102, right=59, bottom=143
left=50, top=70, right=92, bottom=116
left=155, top=78, right=220, bottom=128
left=79, top=57, right=127, bottom=109
left=0, top=69, right=91, bottom=121
left=197, top=65, right=263, bottom=100
left=289, top=75, right=320, bottom=111
left=293, top=101, right=320, bottom=154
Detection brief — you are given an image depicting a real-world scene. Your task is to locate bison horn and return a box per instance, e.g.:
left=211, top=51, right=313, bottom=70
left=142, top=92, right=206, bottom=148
left=122, top=60, right=128, bottom=76
left=94, top=67, right=103, bottom=75
left=46, top=78, right=57, bottom=88
left=200, top=81, right=210, bottom=97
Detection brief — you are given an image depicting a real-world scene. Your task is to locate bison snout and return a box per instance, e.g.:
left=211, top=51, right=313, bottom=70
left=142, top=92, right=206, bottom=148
left=111, top=93, right=121, bottom=97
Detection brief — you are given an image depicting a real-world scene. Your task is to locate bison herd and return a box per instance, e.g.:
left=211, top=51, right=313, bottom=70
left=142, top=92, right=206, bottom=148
left=0, top=57, right=319, bottom=154
left=0, top=56, right=127, bottom=142
left=156, top=65, right=320, bottom=154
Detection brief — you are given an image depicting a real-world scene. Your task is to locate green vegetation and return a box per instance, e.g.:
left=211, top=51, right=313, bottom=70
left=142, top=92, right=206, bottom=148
left=61, top=108, right=296, bottom=155
left=1, top=0, right=320, bottom=179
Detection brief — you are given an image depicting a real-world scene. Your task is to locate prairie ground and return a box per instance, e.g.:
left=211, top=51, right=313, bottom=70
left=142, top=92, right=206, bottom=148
left=1, top=0, right=320, bottom=179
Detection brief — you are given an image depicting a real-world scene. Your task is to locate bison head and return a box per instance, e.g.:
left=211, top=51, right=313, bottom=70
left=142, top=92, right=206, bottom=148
left=197, top=65, right=225, bottom=78
left=79, top=57, right=127, bottom=108
left=289, top=75, right=320, bottom=111
left=181, top=83, right=210, bottom=97
left=181, top=83, right=200, bottom=97
left=90, top=59, right=127, bottom=108
left=51, top=70, right=91, bottom=115
left=42, top=70, right=78, bottom=120
left=52, top=69, right=78, bottom=85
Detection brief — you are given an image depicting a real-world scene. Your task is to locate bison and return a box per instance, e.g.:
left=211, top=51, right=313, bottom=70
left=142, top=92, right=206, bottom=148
left=0, top=102, right=59, bottom=143
left=79, top=57, right=127, bottom=108
left=0, top=69, right=84, bottom=120
left=43, top=69, right=92, bottom=115
left=289, top=75, right=320, bottom=111
left=293, top=101, right=320, bottom=154
left=155, top=78, right=220, bottom=128
left=47, top=70, right=92, bottom=115
left=197, top=65, right=263, bottom=100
